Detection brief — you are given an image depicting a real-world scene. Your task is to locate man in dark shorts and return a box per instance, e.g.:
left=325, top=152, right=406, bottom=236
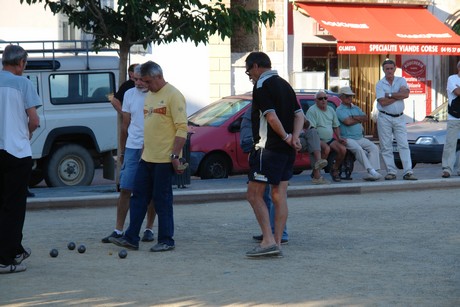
left=244, top=52, right=304, bottom=258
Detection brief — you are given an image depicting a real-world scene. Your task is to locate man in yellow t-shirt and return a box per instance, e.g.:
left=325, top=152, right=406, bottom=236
left=109, top=61, right=188, bottom=252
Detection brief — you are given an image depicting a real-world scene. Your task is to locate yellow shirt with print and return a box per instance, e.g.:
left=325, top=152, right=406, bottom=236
left=142, top=83, right=188, bottom=163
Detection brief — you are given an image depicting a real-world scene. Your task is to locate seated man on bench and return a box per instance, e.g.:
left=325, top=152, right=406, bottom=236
left=336, top=86, right=382, bottom=181
left=299, top=118, right=329, bottom=185
left=306, top=90, right=347, bottom=182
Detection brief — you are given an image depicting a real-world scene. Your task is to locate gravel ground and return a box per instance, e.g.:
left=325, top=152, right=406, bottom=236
left=1, top=188, right=459, bottom=307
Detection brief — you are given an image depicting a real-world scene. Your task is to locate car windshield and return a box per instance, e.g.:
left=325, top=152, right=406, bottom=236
left=425, top=102, right=448, bottom=121
left=188, top=98, right=251, bottom=127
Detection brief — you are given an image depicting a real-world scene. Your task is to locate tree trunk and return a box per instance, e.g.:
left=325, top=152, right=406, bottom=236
left=115, top=41, right=131, bottom=189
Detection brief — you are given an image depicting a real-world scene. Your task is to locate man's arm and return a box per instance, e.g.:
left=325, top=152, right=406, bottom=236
left=291, top=111, right=304, bottom=151
left=333, top=126, right=347, bottom=144
left=265, top=111, right=302, bottom=150
left=378, top=85, right=410, bottom=107
left=120, top=112, right=131, bottom=157
left=111, top=97, right=123, bottom=114
left=26, top=106, right=40, bottom=139
left=341, top=114, right=367, bottom=126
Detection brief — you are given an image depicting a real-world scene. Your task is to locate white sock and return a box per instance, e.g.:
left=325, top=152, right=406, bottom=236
left=368, top=169, right=379, bottom=177
left=114, top=229, right=123, bottom=235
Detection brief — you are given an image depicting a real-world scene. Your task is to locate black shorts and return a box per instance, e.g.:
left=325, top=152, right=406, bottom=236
left=248, top=148, right=295, bottom=185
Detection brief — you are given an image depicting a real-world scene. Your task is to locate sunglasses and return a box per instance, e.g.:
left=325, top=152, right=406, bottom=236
left=317, top=97, right=328, bottom=100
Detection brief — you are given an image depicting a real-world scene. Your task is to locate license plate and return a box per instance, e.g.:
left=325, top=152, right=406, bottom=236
left=393, top=145, right=398, bottom=152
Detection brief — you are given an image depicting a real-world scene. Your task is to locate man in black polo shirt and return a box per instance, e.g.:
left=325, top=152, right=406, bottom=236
left=244, top=52, right=304, bottom=258
left=111, top=63, right=138, bottom=114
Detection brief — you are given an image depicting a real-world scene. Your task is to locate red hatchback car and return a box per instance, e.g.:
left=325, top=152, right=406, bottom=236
left=188, top=91, right=342, bottom=179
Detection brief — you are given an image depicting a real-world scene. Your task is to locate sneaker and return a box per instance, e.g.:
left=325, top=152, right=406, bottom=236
left=384, top=173, right=397, bottom=180
left=150, top=243, right=175, bottom=252
left=364, top=172, right=382, bottom=181
left=369, top=169, right=383, bottom=180
left=312, top=176, right=330, bottom=185
left=403, top=173, right=418, bottom=180
left=0, top=263, right=27, bottom=274
left=252, top=235, right=289, bottom=245
left=141, top=229, right=154, bottom=242
left=246, top=244, right=280, bottom=257
left=14, top=247, right=31, bottom=265
left=101, top=231, right=122, bottom=243
left=108, top=236, right=139, bottom=250
left=314, top=159, right=328, bottom=170
left=442, top=171, right=450, bottom=178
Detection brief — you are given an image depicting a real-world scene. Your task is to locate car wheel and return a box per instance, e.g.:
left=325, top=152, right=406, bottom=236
left=199, top=154, right=229, bottom=179
left=44, top=144, right=95, bottom=187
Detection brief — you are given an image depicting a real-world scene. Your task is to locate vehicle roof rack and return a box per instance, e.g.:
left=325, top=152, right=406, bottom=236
left=0, top=40, right=119, bottom=70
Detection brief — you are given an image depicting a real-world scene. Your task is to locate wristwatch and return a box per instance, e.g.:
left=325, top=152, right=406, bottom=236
left=389, top=93, right=392, bottom=98
left=170, top=154, right=179, bottom=160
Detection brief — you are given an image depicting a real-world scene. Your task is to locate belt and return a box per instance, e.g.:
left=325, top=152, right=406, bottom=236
left=379, top=110, right=403, bottom=117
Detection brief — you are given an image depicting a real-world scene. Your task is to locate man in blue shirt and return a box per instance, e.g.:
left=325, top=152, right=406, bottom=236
left=336, top=87, right=382, bottom=181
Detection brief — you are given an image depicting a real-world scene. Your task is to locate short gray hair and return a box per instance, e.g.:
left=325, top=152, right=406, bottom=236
left=134, top=64, right=142, bottom=75
left=2, top=45, right=28, bottom=66
left=315, top=89, right=327, bottom=98
left=140, top=61, right=163, bottom=78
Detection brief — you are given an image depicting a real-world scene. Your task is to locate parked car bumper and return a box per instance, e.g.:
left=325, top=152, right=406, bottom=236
left=393, top=143, right=444, bottom=164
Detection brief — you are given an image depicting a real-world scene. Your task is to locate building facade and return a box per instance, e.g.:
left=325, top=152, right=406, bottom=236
left=2, top=0, right=460, bottom=127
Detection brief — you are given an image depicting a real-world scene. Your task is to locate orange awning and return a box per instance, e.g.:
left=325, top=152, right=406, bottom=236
left=296, top=3, right=460, bottom=55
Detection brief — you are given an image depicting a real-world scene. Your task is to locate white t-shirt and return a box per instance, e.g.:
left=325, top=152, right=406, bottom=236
left=376, top=76, right=408, bottom=115
left=122, top=87, right=147, bottom=149
left=0, top=70, right=41, bottom=158
left=446, top=73, right=460, bottom=121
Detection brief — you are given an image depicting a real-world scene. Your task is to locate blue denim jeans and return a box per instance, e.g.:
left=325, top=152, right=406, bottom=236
left=124, top=160, right=174, bottom=246
left=263, top=185, right=289, bottom=240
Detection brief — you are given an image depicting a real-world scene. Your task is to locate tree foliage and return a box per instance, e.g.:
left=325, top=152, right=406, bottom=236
left=21, top=0, right=275, bottom=82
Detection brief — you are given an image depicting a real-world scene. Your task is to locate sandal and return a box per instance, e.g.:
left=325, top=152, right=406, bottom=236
left=331, top=168, right=341, bottom=182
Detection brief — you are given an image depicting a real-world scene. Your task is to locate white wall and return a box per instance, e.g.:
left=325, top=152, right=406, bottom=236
left=0, top=1, right=211, bottom=116
left=131, top=42, right=210, bottom=116
left=0, top=1, right=59, bottom=41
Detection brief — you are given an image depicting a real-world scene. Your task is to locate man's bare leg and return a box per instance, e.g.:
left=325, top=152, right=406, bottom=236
left=312, top=150, right=322, bottom=179
left=330, top=141, right=347, bottom=170
left=115, top=189, right=132, bottom=231
left=247, top=181, right=276, bottom=248
left=270, top=181, right=289, bottom=247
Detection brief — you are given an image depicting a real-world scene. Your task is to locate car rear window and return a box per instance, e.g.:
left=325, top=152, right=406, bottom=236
left=188, top=98, right=251, bottom=127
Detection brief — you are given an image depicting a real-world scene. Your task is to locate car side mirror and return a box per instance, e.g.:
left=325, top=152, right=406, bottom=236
left=228, top=117, right=242, bottom=133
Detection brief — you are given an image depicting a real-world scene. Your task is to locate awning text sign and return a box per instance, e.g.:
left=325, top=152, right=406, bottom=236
left=338, top=43, right=460, bottom=55
left=297, top=4, right=460, bottom=55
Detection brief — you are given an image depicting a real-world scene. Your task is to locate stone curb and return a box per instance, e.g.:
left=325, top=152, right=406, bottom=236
left=26, top=178, right=460, bottom=210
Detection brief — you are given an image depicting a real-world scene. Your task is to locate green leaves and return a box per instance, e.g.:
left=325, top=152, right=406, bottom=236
left=21, top=0, right=275, bottom=49
left=20, top=0, right=275, bottom=83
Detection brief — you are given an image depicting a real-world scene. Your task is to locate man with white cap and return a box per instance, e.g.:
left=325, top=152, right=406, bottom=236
left=336, top=86, right=382, bottom=181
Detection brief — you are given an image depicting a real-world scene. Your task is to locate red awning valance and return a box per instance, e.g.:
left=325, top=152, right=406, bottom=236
left=296, top=3, right=460, bottom=55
